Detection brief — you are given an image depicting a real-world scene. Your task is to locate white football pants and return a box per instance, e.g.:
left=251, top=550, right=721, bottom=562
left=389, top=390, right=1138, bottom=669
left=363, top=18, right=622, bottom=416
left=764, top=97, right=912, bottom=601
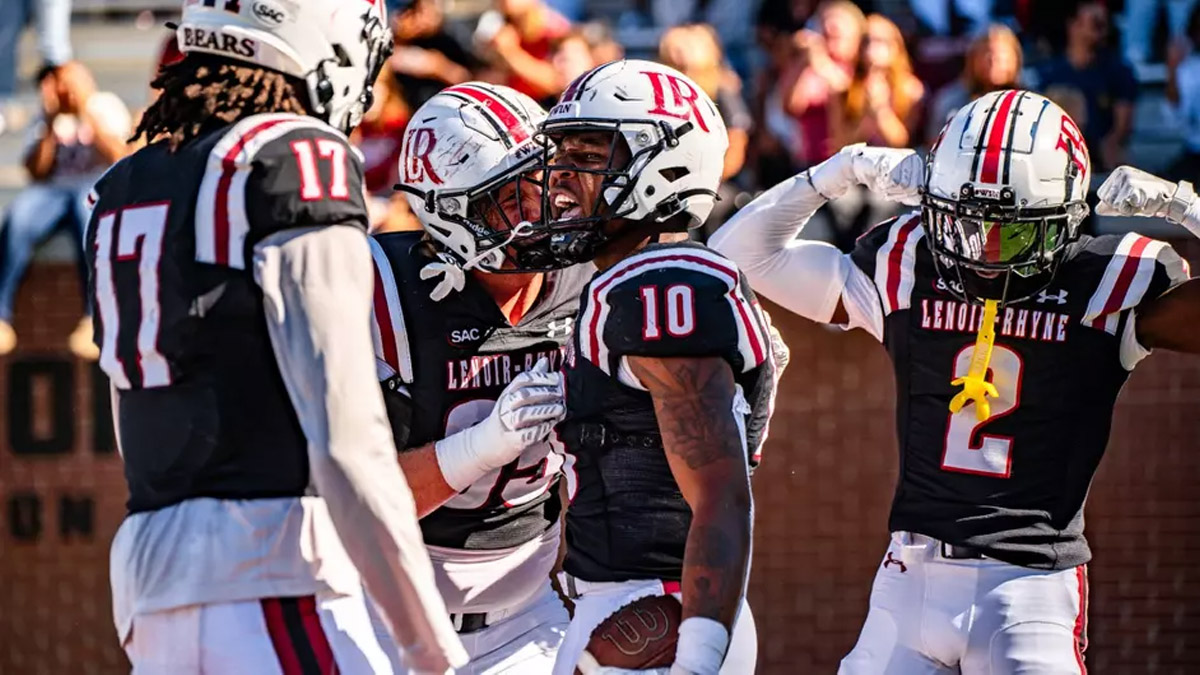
left=840, top=533, right=1089, bottom=675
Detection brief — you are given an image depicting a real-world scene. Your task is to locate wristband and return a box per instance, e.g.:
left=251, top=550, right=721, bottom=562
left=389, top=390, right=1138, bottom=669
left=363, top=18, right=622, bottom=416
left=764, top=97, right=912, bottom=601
left=670, top=617, right=730, bottom=675
left=1168, top=181, right=1200, bottom=239
left=433, top=430, right=486, bottom=492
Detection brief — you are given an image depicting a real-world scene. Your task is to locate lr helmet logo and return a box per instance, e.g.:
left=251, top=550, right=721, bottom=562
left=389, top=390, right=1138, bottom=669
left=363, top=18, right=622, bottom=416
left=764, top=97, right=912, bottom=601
left=641, top=71, right=710, bottom=133
left=402, top=127, right=443, bottom=185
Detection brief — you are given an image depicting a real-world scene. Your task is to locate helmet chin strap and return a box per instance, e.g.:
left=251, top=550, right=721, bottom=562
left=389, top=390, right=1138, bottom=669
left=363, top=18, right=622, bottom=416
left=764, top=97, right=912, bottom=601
left=420, top=222, right=534, bottom=301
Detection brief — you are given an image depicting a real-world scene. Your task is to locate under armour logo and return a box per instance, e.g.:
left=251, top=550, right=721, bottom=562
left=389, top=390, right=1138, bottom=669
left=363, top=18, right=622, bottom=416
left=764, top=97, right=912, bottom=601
left=546, top=319, right=574, bottom=339
left=883, top=552, right=907, bottom=573
left=1036, top=289, right=1069, bottom=305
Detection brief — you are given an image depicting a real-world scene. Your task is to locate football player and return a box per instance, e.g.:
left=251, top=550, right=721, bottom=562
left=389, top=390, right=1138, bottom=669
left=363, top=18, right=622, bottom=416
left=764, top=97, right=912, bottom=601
left=371, top=82, right=591, bottom=673
left=532, top=60, right=781, bottom=675
left=710, top=90, right=1200, bottom=673
left=88, top=2, right=466, bottom=673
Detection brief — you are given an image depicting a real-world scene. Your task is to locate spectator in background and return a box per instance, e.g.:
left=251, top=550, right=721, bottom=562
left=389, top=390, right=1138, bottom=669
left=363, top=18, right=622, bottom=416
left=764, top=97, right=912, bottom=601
left=1123, top=0, right=1197, bottom=64
left=351, top=69, right=414, bottom=234
left=390, top=0, right=476, bottom=112
left=0, top=61, right=131, bottom=356
left=777, top=1, right=865, bottom=169
left=579, top=21, right=624, bottom=67
left=925, top=24, right=1023, bottom=145
left=823, top=14, right=922, bottom=251
left=1167, top=3, right=1200, bottom=182
left=1034, top=0, right=1136, bottom=171
left=0, top=0, right=72, bottom=134
left=353, top=71, right=410, bottom=199
left=550, top=30, right=598, bottom=93
left=658, top=24, right=753, bottom=234
left=483, top=0, right=570, bottom=102
left=830, top=13, right=925, bottom=150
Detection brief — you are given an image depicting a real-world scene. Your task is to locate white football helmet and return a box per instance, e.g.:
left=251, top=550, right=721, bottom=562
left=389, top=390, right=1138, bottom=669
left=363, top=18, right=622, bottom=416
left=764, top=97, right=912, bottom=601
left=177, top=0, right=391, bottom=134
left=396, top=82, right=550, bottom=272
left=535, top=59, right=729, bottom=266
left=923, top=89, right=1092, bottom=302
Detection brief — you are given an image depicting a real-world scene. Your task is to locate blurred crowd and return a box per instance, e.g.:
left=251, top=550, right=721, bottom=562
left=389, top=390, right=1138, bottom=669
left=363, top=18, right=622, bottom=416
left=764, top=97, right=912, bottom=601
left=0, top=0, right=1198, bottom=356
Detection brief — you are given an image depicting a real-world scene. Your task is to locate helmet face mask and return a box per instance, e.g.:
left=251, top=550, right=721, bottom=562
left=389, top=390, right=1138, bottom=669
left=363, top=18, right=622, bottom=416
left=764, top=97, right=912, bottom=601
left=527, top=59, right=729, bottom=267
left=923, top=185, right=1086, bottom=303
left=534, top=123, right=655, bottom=268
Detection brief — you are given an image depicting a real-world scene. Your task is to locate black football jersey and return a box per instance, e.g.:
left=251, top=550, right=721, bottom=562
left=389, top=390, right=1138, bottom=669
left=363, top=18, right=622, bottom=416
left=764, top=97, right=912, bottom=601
left=851, top=213, right=1190, bottom=569
left=85, top=113, right=369, bottom=513
left=370, top=231, right=592, bottom=550
left=558, top=242, right=778, bottom=583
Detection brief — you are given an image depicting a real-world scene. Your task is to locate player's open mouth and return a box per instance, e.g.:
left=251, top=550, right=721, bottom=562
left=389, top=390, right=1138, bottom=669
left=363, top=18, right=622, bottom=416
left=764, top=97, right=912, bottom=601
left=552, top=192, right=582, bottom=221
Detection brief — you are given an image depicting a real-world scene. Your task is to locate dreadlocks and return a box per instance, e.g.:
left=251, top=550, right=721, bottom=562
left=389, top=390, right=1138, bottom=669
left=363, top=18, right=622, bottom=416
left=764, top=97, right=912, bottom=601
left=132, top=54, right=311, bottom=150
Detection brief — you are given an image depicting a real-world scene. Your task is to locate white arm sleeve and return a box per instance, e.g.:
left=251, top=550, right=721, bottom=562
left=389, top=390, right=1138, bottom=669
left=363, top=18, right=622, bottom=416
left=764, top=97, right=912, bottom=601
left=710, top=172, right=870, bottom=328
left=253, top=226, right=467, bottom=673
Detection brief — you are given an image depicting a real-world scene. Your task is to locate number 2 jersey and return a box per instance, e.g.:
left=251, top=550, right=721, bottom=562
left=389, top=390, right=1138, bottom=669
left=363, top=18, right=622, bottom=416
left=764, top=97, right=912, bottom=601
left=369, top=231, right=593, bottom=612
left=850, top=213, right=1190, bottom=570
left=558, top=242, right=780, bottom=583
left=87, top=113, right=371, bottom=637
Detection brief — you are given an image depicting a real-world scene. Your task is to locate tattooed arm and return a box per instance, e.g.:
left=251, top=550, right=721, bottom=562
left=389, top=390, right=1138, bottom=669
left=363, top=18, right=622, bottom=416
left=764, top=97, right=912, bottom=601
left=627, top=355, right=752, bottom=632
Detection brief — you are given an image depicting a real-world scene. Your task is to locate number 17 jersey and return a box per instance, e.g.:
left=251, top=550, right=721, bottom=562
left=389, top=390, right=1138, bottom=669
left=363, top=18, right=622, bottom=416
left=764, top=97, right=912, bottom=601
left=850, top=214, right=1189, bottom=570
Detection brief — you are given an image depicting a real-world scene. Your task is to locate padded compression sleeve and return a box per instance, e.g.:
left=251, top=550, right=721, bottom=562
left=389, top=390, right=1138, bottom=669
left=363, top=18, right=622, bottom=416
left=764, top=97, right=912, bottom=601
left=708, top=173, right=850, bottom=324
left=254, top=226, right=467, bottom=673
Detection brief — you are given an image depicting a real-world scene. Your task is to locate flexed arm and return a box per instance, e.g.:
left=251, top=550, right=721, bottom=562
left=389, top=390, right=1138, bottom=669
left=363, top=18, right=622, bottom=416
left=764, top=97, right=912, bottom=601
left=709, top=145, right=923, bottom=333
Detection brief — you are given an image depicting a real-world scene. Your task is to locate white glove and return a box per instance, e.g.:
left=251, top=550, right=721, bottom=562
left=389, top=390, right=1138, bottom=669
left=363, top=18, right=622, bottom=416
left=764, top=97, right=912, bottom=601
left=1096, top=166, right=1197, bottom=226
left=434, top=357, right=565, bottom=490
left=808, top=143, right=925, bottom=206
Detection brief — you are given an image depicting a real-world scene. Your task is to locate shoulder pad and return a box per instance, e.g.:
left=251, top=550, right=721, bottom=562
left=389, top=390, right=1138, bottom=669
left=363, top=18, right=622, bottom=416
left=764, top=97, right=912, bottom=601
left=850, top=212, right=924, bottom=315
left=195, top=114, right=366, bottom=270
left=1082, top=233, right=1190, bottom=334
left=577, top=244, right=770, bottom=376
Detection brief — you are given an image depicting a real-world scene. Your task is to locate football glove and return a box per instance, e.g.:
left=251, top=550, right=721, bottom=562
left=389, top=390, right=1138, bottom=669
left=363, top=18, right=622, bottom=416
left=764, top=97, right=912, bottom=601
left=1096, top=166, right=1197, bottom=226
left=808, top=143, right=925, bottom=206
left=434, top=357, right=564, bottom=490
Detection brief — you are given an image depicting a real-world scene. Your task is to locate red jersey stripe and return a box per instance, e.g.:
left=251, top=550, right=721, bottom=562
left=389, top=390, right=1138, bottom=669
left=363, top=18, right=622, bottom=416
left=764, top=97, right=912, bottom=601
left=214, top=118, right=289, bottom=266
left=1089, top=236, right=1152, bottom=329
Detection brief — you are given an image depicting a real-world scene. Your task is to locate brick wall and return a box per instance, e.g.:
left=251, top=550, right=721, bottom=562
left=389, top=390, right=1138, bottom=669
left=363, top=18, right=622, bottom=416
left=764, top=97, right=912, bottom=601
left=1, top=260, right=1198, bottom=675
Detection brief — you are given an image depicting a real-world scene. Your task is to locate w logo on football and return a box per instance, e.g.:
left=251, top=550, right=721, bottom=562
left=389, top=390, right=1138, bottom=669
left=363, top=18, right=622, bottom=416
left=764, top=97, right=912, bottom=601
left=642, top=71, right=710, bottom=133
left=598, top=604, right=673, bottom=656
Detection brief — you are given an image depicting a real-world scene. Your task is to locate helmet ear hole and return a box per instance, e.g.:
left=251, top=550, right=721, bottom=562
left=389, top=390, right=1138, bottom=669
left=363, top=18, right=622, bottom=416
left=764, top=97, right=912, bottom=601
left=659, top=167, right=690, bottom=182
left=331, top=44, right=353, bottom=67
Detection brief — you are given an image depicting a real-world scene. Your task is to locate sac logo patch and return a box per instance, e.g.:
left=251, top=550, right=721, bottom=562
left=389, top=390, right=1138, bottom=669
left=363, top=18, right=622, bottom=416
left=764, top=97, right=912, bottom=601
left=448, top=327, right=483, bottom=345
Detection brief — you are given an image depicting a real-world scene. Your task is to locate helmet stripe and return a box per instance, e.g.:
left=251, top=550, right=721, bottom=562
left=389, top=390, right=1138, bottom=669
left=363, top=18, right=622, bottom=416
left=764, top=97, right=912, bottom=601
left=979, top=90, right=1020, bottom=184
left=1000, top=91, right=1028, bottom=185
left=446, top=84, right=530, bottom=144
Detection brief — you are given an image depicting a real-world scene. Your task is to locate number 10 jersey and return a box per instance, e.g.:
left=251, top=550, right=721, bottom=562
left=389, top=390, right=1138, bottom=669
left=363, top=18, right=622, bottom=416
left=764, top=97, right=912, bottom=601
left=850, top=214, right=1189, bottom=570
